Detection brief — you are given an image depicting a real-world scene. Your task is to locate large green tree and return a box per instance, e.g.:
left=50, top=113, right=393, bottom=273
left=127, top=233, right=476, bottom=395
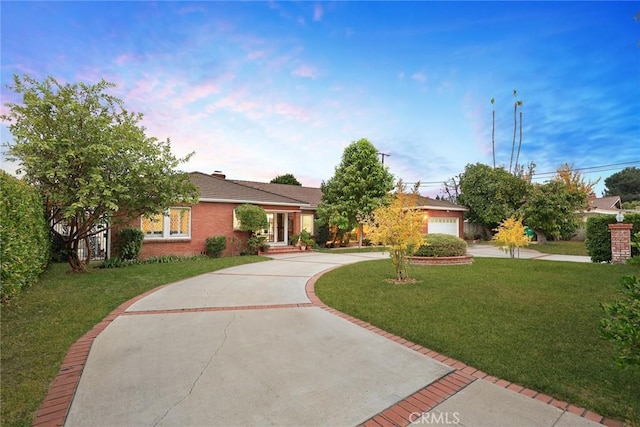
left=519, top=179, right=587, bottom=243
left=270, top=173, right=301, bottom=186
left=457, top=163, right=530, bottom=237
left=604, top=167, right=640, bottom=202
left=317, top=138, right=394, bottom=246
left=2, top=75, right=198, bottom=272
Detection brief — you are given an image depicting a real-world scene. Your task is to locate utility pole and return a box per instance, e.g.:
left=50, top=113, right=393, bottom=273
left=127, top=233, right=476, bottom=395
left=378, top=152, right=391, bottom=165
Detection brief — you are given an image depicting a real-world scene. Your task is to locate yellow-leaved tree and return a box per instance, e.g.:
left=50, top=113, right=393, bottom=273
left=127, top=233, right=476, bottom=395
left=365, top=180, right=425, bottom=282
left=493, top=216, right=531, bottom=258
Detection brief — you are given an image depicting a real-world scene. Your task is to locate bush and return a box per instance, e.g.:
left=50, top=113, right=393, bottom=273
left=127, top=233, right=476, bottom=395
left=414, top=233, right=467, bottom=257
left=99, top=254, right=207, bottom=268
left=115, top=228, right=144, bottom=260
left=599, top=275, right=640, bottom=367
left=245, top=236, right=269, bottom=255
left=205, top=236, right=227, bottom=257
left=99, top=257, right=141, bottom=269
left=586, top=214, right=640, bottom=263
left=0, top=171, right=50, bottom=302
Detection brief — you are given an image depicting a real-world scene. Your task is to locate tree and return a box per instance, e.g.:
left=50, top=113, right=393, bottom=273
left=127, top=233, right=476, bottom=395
left=270, top=173, right=301, bottom=186
left=234, top=203, right=268, bottom=255
left=509, top=89, right=523, bottom=174
left=365, top=181, right=424, bottom=282
left=604, top=167, right=640, bottom=202
left=317, top=138, right=394, bottom=247
left=520, top=179, right=587, bottom=243
left=599, top=275, right=640, bottom=367
left=2, top=75, right=198, bottom=272
left=556, top=162, right=600, bottom=195
left=492, top=216, right=531, bottom=258
left=457, top=163, right=530, bottom=237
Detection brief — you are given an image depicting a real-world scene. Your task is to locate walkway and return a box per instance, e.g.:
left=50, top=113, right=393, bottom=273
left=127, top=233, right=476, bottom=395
left=34, top=252, right=614, bottom=427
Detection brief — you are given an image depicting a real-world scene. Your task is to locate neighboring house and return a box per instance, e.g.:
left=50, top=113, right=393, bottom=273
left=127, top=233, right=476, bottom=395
left=416, top=196, right=468, bottom=239
left=573, top=194, right=624, bottom=240
left=119, top=171, right=468, bottom=259
left=129, top=171, right=322, bottom=259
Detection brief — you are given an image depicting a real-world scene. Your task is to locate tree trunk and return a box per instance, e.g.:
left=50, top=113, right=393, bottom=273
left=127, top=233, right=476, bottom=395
left=358, top=223, right=363, bottom=248
left=66, top=238, right=88, bottom=273
left=535, top=230, right=548, bottom=244
left=84, top=236, right=92, bottom=265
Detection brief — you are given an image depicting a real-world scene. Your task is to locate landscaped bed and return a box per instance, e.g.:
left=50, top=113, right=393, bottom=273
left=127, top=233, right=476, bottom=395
left=315, top=258, right=640, bottom=425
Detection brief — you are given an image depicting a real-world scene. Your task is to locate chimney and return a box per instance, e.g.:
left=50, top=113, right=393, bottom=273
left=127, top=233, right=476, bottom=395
left=211, top=171, right=226, bottom=179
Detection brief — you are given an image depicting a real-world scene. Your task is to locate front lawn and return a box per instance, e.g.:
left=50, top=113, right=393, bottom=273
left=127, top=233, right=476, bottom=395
left=315, top=258, right=639, bottom=424
left=0, top=256, right=266, bottom=427
left=530, top=240, right=589, bottom=256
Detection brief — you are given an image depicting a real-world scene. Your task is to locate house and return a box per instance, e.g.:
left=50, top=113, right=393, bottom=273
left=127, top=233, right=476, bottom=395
left=416, top=196, right=468, bottom=239
left=572, top=194, right=624, bottom=240
left=126, top=172, right=468, bottom=259
left=129, top=171, right=321, bottom=258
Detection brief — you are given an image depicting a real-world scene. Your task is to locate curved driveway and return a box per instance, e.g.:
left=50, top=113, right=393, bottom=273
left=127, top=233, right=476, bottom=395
left=37, top=251, right=605, bottom=426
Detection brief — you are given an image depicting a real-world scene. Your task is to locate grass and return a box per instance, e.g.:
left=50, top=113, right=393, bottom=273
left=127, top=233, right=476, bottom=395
left=529, top=240, right=590, bottom=256
left=315, top=258, right=640, bottom=425
left=0, top=256, right=266, bottom=427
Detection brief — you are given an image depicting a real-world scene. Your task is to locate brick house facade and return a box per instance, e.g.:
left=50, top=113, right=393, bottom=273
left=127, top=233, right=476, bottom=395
left=116, top=172, right=468, bottom=259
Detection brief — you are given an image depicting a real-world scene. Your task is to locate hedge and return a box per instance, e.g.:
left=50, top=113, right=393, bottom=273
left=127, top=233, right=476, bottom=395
left=0, top=171, right=50, bottom=302
left=585, top=213, right=640, bottom=263
left=414, top=233, right=468, bottom=257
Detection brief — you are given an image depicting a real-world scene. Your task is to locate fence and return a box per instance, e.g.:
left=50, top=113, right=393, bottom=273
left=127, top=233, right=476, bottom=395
left=52, top=221, right=110, bottom=261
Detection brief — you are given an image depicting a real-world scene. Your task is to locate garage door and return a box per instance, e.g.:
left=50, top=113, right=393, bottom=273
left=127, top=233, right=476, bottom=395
left=428, top=217, right=459, bottom=237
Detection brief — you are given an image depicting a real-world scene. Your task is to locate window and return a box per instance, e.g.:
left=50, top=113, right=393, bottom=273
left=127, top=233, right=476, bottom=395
left=301, top=213, right=314, bottom=235
left=142, top=208, right=191, bottom=239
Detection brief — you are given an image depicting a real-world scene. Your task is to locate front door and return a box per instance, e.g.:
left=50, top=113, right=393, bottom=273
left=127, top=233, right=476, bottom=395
left=267, top=212, right=291, bottom=245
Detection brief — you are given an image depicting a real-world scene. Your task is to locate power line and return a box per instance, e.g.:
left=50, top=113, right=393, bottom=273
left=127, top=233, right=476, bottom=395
left=405, top=160, right=640, bottom=188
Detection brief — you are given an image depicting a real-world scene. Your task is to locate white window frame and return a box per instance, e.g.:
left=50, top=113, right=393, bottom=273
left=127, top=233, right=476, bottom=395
left=142, top=207, right=191, bottom=239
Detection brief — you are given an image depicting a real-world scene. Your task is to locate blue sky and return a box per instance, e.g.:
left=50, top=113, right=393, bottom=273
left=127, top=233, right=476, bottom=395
left=1, top=1, right=638, bottom=196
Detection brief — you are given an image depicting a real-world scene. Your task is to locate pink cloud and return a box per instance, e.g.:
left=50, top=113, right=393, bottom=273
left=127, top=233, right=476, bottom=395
left=291, top=64, right=318, bottom=79
left=270, top=102, right=309, bottom=121
left=247, top=50, right=265, bottom=60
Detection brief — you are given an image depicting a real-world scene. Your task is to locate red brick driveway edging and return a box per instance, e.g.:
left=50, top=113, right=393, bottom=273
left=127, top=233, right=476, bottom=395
left=33, top=262, right=622, bottom=427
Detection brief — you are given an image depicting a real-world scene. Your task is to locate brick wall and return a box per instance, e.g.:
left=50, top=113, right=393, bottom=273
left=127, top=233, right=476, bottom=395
left=127, top=202, right=302, bottom=259
left=608, top=223, right=632, bottom=264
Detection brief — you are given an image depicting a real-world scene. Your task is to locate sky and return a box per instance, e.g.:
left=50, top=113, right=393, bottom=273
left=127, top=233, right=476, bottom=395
left=1, top=1, right=639, bottom=197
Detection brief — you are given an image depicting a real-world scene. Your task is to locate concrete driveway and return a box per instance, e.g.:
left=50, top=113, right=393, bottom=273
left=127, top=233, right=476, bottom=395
left=36, top=251, right=606, bottom=427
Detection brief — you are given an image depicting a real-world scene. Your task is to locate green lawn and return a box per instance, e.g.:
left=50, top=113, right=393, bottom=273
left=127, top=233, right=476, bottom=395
left=315, top=258, right=640, bottom=425
left=0, top=256, right=266, bottom=427
left=529, top=240, right=590, bottom=256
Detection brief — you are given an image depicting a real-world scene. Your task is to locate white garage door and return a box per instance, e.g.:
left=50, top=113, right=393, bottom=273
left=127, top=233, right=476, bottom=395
left=428, top=217, right=459, bottom=237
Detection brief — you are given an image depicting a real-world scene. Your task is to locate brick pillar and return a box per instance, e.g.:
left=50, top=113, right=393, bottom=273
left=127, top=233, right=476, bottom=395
left=608, top=223, right=633, bottom=264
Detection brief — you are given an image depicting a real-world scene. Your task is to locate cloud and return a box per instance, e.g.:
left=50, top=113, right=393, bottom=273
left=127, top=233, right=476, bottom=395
left=247, top=50, right=265, bottom=60
left=313, top=4, right=323, bottom=21
left=291, top=64, right=318, bottom=79
left=411, top=72, right=427, bottom=83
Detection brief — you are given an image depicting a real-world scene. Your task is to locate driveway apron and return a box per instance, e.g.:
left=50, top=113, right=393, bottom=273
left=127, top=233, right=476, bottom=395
left=64, top=252, right=452, bottom=427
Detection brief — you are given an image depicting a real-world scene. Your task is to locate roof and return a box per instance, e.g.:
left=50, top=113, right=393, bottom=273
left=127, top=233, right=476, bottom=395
left=416, top=196, right=468, bottom=212
left=189, top=172, right=310, bottom=207
left=231, top=180, right=322, bottom=209
left=588, top=195, right=621, bottom=211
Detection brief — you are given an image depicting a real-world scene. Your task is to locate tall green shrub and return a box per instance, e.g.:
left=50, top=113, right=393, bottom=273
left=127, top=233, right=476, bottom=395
left=586, top=214, right=640, bottom=263
left=115, top=228, right=144, bottom=260
left=0, top=171, right=50, bottom=301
